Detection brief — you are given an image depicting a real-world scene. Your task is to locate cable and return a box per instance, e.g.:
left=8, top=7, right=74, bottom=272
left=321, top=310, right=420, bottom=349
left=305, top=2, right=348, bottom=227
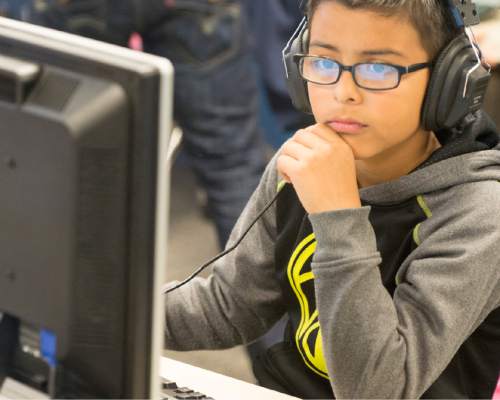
left=163, top=186, right=285, bottom=295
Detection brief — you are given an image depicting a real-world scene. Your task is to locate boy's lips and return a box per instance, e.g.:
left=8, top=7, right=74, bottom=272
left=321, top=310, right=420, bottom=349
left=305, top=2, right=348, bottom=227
left=327, top=118, right=368, bottom=134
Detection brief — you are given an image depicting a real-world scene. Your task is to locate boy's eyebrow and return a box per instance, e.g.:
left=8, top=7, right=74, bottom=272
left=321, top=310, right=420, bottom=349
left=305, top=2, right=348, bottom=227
left=309, top=41, right=405, bottom=58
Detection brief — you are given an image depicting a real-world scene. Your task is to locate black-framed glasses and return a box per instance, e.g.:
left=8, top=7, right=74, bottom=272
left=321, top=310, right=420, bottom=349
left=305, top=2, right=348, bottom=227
left=294, top=54, right=432, bottom=90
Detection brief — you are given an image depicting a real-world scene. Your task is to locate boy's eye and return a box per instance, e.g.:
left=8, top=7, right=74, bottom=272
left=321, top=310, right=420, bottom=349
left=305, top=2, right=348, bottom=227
left=311, top=58, right=339, bottom=75
left=357, top=63, right=396, bottom=80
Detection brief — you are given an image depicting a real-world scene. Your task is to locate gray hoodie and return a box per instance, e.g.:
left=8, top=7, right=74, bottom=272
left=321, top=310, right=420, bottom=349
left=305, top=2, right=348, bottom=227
left=164, top=111, right=500, bottom=399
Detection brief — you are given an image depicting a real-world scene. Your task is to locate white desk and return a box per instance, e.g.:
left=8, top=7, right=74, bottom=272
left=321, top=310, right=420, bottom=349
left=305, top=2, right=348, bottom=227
left=161, top=357, right=300, bottom=400
left=0, top=378, right=48, bottom=399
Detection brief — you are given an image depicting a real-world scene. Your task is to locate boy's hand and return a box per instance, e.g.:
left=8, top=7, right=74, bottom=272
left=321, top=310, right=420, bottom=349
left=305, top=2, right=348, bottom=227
left=277, top=124, right=361, bottom=214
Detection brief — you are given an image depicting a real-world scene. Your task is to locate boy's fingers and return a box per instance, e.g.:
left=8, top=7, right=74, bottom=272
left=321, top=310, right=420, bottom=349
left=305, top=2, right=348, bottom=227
left=305, top=123, right=343, bottom=144
left=312, top=124, right=354, bottom=151
left=282, top=139, right=313, bottom=161
left=280, top=173, right=291, bottom=183
left=277, top=153, right=299, bottom=182
left=292, top=128, right=328, bottom=149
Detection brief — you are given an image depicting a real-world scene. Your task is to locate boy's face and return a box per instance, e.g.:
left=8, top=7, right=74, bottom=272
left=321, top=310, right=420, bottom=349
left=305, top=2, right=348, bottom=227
left=308, top=1, right=432, bottom=161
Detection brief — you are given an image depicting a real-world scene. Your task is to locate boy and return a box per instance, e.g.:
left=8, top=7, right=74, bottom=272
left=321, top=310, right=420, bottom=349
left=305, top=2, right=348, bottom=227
left=164, top=1, right=500, bottom=398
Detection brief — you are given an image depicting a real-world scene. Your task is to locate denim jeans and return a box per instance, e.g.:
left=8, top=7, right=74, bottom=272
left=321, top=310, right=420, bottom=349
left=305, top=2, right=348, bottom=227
left=0, top=0, right=32, bottom=19
left=141, top=0, right=267, bottom=247
left=30, top=0, right=267, bottom=247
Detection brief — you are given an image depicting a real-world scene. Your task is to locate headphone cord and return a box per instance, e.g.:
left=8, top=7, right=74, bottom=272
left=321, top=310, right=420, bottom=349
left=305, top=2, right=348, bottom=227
left=163, top=187, right=284, bottom=295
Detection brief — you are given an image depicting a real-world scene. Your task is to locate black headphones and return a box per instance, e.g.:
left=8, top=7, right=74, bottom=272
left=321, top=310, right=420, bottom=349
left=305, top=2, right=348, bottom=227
left=283, top=0, right=491, bottom=132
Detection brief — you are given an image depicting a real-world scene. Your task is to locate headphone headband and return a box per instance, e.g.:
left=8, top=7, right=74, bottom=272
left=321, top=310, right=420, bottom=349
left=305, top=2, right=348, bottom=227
left=446, top=0, right=480, bottom=27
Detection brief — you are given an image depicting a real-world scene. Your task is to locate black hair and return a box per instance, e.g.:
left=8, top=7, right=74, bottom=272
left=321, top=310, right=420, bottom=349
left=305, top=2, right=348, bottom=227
left=306, top=0, right=462, bottom=58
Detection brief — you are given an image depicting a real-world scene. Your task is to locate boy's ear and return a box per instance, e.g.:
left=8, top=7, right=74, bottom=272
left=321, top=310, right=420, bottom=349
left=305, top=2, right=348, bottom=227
left=421, top=33, right=490, bottom=132
left=283, top=22, right=312, bottom=114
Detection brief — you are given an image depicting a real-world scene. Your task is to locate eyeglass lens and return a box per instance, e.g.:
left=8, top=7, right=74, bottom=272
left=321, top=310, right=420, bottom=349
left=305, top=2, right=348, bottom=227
left=300, top=56, right=400, bottom=89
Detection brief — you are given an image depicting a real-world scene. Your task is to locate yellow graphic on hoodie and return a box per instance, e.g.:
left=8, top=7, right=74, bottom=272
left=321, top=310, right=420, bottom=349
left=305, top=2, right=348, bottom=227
left=286, top=233, right=329, bottom=379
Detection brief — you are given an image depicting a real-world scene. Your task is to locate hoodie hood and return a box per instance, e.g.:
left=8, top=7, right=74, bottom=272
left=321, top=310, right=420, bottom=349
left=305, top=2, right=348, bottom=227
left=360, top=110, right=500, bottom=205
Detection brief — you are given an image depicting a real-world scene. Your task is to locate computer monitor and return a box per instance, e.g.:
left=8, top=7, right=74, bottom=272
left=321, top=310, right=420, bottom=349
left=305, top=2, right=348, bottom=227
left=0, top=16, right=172, bottom=398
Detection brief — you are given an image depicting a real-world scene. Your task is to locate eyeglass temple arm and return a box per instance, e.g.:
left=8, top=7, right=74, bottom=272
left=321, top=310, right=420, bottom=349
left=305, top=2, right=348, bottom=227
left=282, top=17, right=307, bottom=79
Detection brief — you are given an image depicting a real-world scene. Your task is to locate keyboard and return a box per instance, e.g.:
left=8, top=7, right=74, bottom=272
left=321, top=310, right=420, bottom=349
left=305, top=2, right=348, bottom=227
left=161, top=378, right=215, bottom=400
left=161, top=357, right=299, bottom=400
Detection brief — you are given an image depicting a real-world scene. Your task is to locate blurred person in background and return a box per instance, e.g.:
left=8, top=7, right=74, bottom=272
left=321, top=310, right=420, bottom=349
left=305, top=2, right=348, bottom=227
left=244, top=0, right=314, bottom=149
left=0, top=0, right=32, bottom=19
left=16, top=0, right=268, bottom=249
left=475, top=20, right=500, bottom=68
left=475, top=1, right=500, bottom=128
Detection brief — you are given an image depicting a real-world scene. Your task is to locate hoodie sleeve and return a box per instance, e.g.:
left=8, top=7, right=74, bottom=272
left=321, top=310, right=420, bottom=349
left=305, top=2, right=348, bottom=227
left=164, top=155, right=286, bottom=351
left=308, top=180, right=500, bottom=399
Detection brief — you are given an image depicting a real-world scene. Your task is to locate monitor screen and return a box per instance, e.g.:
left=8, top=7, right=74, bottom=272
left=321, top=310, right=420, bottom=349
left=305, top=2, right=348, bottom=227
left=0, top=16, right=172, bottom=398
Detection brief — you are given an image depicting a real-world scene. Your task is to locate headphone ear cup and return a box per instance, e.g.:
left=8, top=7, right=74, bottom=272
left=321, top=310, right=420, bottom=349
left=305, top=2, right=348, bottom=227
left=422, top=34, right=490, bottom=132
left=422, top=35, right=465, bottom=131
left=283, top=26, right=312, bottom=113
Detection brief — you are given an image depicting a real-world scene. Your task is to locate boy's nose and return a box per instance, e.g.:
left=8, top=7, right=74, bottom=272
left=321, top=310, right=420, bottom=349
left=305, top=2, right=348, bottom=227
left=333, top=70, right=363, bottom=105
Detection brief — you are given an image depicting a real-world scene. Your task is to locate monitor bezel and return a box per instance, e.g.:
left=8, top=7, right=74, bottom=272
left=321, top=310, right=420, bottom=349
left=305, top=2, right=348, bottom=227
left=0, top=16, right=173, bottom=399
